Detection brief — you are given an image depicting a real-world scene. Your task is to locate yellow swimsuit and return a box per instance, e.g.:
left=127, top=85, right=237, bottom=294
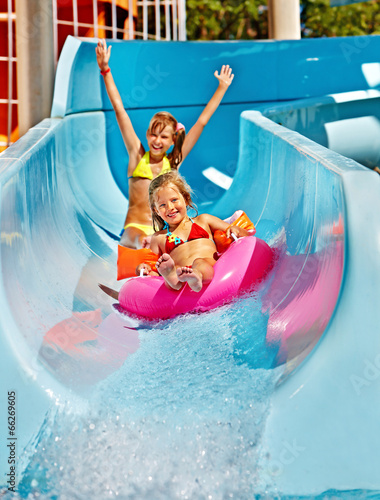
left=128, top=151, right=171, bottom=180
left=121, top=152, right=172, bottom=237
left=122, top=222, right=155, bottom=236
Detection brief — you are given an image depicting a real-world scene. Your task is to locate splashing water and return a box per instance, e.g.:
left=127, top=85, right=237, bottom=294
left=9, top=293, right=285, bottom=499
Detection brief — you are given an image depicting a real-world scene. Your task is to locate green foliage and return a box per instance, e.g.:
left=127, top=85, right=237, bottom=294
left=185, top=0, right=380, bottom=40
left=186, top=0, right=269, bottom=40
left=301, top=0, right=380, bottom=37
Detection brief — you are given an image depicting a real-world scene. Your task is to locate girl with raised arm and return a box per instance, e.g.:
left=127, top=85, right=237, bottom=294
left=96, top=39, right=234, bottom=249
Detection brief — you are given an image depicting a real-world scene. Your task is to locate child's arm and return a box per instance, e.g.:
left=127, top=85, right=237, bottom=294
left=148, top=232, right=164, bottom=255
left=135, top=233, right=162, bottom=275
left=181, top=65, right=234, bottom=161
left=226, top=225, right=250, bottom=239
left=199, top=214, right=250, bottom=239
left=96, top=39, right=141, bottom=155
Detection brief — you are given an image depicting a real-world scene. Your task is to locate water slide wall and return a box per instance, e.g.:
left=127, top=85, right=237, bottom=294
left=1, top=35, right=380, bottom=495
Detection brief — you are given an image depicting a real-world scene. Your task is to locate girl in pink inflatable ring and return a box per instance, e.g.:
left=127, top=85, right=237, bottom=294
left=139, top=171, right=250, bottom=292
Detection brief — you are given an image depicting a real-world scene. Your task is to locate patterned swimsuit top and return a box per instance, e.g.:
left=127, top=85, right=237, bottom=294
left=164, top=218, right=209, bottom=254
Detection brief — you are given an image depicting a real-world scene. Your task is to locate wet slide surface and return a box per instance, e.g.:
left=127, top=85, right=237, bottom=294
left=1, top=36, right=380, bottom=497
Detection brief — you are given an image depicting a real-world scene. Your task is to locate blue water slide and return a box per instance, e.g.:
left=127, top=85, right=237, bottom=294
left=1, top=36, right=380, bottom=496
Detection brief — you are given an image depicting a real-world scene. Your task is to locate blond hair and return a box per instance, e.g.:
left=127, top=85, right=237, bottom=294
left=149, top=171, right=197, bottom=231
left=148, top=112, right=185, bottom=169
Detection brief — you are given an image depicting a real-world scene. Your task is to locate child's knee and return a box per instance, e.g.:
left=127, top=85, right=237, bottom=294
left=120, top=227, right=145, bottom=249
left=119, top=231, right=134, bottom=248
left=193, top=257, right=213, bottom=269
left=192, top=258, right=214, bottom=282
left=192, top=258, right=206, bottom=269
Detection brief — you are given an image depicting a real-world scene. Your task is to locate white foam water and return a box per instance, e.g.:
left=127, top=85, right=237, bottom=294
left=7, top=294, right=284, bottom=499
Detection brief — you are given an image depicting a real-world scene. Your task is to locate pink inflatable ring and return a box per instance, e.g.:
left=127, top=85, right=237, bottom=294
left=119, top=236, right=274, bottom=320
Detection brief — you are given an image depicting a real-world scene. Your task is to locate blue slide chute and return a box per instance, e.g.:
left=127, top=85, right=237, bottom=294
left=1, top=36, right=380, bottom=496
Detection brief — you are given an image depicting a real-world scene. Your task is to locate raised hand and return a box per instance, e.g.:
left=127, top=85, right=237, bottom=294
left=96, top=39, right=111, bottom=73
left=226, top=225, right=249, bottom=239
left=214, top=65, right=234, bottom=89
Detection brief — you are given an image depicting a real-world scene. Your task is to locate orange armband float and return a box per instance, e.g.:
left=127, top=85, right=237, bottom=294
left=117, top=245, right=159, bottom=280
left=214, top=211, right=256, bottom=254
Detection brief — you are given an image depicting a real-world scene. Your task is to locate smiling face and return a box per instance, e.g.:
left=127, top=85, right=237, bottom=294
left=154, top=184, right=187, bottom=227
left=146, top=124, right=175, bottom=158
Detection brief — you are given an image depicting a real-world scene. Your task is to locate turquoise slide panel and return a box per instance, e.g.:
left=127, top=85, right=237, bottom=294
left=52, top=36, right=380, bottom=117
left=1, top=35, right=380, bottom=495
left=224, top=111, right=380, bottom=494
left=257, top=89, right=380, bottom=169
left=330, top=0, right=369, bottom=5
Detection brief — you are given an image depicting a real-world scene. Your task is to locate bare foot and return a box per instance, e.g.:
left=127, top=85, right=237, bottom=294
left=176, top=266, right=203, bottom=292
left=156, top=253, right=181, bottom=289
